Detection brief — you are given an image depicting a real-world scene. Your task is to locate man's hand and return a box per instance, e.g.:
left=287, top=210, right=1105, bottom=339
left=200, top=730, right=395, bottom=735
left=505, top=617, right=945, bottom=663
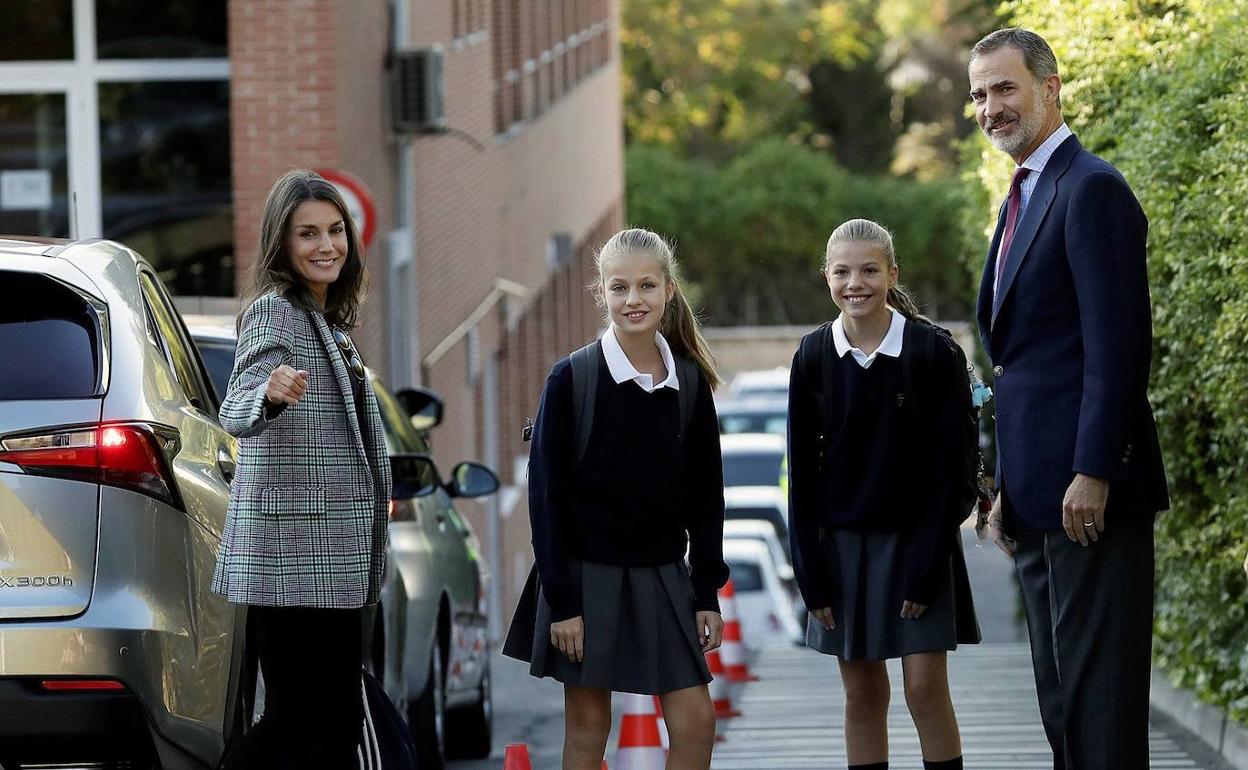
left=987, top=493, right=1016, bottom=557
left=1062, top=473, right=1109, bottom=546
left=265, top=364, right=309, bottom=406
left=812, top=607, right=835, bottom=630
left=696, top=611, right=724, bottom=652
left=551, top=616, right=584, bottom=663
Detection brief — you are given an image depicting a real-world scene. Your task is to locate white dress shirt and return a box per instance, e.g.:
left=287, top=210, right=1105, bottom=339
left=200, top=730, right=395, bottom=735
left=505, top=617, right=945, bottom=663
left=601, top=326, right=680, bottom=392
left=1017, top=122, right=1073, bottom=216
left=832, top=309, right=906, bottom=369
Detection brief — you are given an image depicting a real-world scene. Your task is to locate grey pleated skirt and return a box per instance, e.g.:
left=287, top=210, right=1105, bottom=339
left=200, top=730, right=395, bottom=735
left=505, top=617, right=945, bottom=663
left=806, top=527, right=981, bottom=661
left=502, top=561, right=712, bottom=695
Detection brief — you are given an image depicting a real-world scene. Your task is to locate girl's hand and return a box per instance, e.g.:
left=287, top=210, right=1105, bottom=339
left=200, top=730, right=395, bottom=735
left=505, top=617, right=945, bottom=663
left=266, top=364, right=309, bottom=406
left=812, top=607, right=835, bottom=630
left=696, top=611, right=724, bottom=652
left=900, top=601, right=928, bottom=619
left=550, top=616, right=585, bottom=663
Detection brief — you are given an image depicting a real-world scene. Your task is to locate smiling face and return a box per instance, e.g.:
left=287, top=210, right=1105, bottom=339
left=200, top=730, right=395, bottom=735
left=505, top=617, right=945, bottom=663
left=824, top=240, right=897, bottom=322
left=602, top=250, right=674, bottom=341
left=969, top=45, right=1061, bottom=162
left=285, top=199, right=349, bottom=306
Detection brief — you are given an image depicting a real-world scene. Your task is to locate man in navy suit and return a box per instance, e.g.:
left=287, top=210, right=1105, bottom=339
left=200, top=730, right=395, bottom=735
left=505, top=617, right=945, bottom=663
left=969, top=29, right=1169, bottom=769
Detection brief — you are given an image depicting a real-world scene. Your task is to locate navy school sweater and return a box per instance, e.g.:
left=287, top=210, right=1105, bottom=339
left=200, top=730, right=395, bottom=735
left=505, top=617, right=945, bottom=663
left=787, top=320, right=967, bottom=607
left=527, top=350, right=730, bottom=622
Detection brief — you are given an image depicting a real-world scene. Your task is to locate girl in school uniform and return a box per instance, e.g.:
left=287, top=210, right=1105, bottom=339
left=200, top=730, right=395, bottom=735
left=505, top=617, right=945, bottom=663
left=504, top=228, right=729, bottom=770
left=788, top=219, right=980, bottom=770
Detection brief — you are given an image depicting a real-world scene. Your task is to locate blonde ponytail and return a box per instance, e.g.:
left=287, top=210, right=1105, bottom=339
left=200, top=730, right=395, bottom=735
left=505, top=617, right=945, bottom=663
left=595, top=228, right=722, bottom=390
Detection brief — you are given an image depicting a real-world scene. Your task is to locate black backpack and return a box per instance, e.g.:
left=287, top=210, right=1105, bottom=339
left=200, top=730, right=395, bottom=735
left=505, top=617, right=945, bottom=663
left=813, top=319, right=991, bottom=521
left=523, top=339, right=700, bottom=464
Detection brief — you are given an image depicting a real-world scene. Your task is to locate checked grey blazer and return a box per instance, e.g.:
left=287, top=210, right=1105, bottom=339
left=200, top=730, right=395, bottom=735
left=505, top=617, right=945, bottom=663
left=211, top=291, right=393, bottom=609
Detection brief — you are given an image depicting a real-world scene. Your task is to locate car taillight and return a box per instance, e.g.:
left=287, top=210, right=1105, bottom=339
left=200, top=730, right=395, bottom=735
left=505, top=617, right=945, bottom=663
left=0, top=423, right=182, bottom=509
left=40, top=679, right=127, bottom=692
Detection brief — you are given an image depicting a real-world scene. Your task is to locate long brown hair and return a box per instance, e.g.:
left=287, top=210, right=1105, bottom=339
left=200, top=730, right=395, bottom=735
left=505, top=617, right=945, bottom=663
left=594, top=228, right=722, bottom=390
left=823, top=218, right=925, bottom=322
left=239, top=169, right=367, bottom=330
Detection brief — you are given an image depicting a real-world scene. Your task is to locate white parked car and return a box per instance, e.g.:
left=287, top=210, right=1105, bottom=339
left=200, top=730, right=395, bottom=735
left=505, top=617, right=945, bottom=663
left=722, top=539, right=804, bottom=649
left=723, top=480, right=789, bottom=547
left=720, top=432, right=786, bottom=490
left=717, top=396, right=787, bottom=437
left=723, top=519, right=805, bottom=630
left=727, top=367, right=790, bottom=400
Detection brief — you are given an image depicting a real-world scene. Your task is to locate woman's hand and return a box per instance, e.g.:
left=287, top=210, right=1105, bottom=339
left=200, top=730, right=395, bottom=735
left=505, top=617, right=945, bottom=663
left=812, top=607, right=836, bottom=630
left=696, top=611, right=724, bottom=652
left=265, top=364, right=309, bottom=407
left=551, top=616, right=585, bottom=663
left=900, top=600, right=928, bottom=619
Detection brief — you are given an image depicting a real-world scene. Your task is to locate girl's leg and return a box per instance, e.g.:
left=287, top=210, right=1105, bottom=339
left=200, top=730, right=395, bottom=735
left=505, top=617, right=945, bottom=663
left=838, top=659, right=890, bottom=767
left=901, top=651, right=962, bottom=764
left=658, top=684, right=716, bottom=770
left=563, top=685, right=612, bottom=770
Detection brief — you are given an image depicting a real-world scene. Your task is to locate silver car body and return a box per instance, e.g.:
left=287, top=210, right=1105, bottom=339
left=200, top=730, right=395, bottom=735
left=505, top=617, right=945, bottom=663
left=0, top=238, right=242, bottom=768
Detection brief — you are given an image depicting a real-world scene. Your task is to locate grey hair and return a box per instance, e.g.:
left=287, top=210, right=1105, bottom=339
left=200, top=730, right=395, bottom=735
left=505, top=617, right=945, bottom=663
left=824, top=218, right=924, bottom=322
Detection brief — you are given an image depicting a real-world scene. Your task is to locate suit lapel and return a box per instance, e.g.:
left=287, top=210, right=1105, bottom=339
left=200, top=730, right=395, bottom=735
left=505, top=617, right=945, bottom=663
left=991, top=135, right=1082, bottom=325
left=308, top=309, right=368, bottom=461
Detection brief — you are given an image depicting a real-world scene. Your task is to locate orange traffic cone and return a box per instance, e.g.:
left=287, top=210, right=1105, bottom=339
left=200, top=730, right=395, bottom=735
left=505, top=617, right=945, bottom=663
left=651, top=695, right=670, bottom=750
left=718, top=580, right=756, bottom=682
left=615, top=692, right=666, bottom=769
left=705, top=649, right=741, bottom=719
left=503, top=743, right=532, bottom=770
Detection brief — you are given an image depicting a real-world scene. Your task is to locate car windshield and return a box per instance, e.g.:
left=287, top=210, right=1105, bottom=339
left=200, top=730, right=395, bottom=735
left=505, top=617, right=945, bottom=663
left=724, top=560, right=764, bottom=592
left=195, top=338, right=236, bottom=403
left=719, top=411, right=787, bottom=436
left=722, top=451, right=784, bottom=488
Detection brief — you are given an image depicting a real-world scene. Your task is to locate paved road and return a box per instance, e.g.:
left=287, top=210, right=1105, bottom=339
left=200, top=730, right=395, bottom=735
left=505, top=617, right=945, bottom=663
left=453, top=527, right=1223, bottom=769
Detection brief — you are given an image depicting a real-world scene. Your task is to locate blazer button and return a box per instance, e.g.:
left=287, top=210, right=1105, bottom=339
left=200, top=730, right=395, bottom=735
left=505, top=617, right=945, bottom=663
left=992, top=365, right=1004, bottom=377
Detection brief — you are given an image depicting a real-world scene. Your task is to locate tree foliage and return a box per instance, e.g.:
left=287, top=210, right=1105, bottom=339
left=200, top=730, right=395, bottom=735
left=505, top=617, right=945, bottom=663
left=963, top=0, right=1248, bottom=723
left=627, top=139, right=970, bottom=325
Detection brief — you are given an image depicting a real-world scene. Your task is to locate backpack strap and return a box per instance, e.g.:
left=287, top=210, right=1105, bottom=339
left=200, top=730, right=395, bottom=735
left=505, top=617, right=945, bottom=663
left=675, top=354, right=699, bottom=440
left=818, top=322, right=836, bottom=423
left=570, top=340, right=601, bottom=467
left=900, top=318, right=938, bottom=412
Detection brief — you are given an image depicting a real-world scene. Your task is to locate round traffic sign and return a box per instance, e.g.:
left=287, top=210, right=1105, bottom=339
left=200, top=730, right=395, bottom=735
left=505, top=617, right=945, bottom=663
left=315, top=168, right=377, bottom=248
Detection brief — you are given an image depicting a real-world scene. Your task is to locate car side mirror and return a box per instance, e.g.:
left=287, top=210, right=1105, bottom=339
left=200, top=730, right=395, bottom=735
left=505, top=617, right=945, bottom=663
left=447, top=461, right=499, bottom=498
left=395, top=387, right=444, bottom=431
left=776, top=563, right=795, bottom=583
left=390, top=453, right=440, bottom=499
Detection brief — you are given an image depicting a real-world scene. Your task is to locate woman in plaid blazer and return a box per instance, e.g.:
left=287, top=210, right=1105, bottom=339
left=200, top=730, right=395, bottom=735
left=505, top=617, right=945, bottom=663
left=214, top=169, right=392, bottom=769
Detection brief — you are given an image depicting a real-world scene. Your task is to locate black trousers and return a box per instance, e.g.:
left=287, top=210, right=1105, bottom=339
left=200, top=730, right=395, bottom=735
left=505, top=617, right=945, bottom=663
left=221, top=605, right=364, bottom=770
left=1012, top=514, right=1155, bottom=770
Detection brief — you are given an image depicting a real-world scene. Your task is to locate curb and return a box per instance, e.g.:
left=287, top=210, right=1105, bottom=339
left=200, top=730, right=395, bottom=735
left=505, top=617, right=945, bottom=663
left=1151, top=669, right=1248, bottom=769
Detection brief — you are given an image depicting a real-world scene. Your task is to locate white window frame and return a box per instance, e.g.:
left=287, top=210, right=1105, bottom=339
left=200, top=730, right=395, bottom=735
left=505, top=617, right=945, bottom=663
left=0, top=0, right=229, bottom=239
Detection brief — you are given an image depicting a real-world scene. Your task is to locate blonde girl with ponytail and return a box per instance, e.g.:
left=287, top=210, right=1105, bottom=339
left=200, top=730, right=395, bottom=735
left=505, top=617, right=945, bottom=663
left=504, top=228, right=729, bottom=770
left=786, top=219, right=980, bottom=770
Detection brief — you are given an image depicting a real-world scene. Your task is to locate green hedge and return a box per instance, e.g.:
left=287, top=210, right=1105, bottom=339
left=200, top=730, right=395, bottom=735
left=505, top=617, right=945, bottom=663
left=964, top=0, right=1248, bottom=722
left=627, top=139, right=972, bottom=325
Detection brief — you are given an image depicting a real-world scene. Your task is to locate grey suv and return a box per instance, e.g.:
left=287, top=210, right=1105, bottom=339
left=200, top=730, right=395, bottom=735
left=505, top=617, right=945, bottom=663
left=0, top=237, right=243, bottom=768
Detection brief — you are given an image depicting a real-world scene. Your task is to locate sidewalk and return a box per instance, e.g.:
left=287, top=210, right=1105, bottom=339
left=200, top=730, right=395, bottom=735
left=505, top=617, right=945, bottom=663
left=712, top=642, right=1220, bottom=769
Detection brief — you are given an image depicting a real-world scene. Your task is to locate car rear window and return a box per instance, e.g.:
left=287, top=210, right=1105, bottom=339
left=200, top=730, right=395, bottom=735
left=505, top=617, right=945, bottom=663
left=195, top=338, right=236, bottom=403
left=719, top=412, right=787, bottom=436
left=725, top=560, right=764, bottom=592
left=722, top=451, right=784, bottom=487
left=0, top=273, right=100, bottom=399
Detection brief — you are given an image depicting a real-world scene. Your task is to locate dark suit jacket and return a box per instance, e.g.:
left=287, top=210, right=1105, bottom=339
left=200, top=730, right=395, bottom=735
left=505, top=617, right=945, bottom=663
left=977, top=134, right=1169, bottom=532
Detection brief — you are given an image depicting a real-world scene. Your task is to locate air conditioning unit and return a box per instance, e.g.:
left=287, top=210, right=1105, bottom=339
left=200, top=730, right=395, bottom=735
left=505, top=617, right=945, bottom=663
left=392, top=48, right=447, bottom=134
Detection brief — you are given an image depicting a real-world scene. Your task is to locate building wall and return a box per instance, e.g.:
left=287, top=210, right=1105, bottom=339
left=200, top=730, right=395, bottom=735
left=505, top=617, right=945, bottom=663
left=231, top=0, right=625, bottom=635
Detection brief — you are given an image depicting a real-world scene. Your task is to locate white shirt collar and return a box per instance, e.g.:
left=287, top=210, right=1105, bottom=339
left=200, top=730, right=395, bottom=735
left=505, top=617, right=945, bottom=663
left=601, top=326, right=681, bottom=392
left=832, top=309, right=906, bottom=369
left=1019, top=122, right=1073, bottom=176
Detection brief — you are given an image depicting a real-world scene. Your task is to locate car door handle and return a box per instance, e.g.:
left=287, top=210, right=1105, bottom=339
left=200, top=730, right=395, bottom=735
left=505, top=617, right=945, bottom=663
left=216, top=446, right=236, bottom=483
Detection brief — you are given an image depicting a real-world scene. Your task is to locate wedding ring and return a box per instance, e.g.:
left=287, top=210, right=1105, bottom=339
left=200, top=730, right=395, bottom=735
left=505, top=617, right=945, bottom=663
left=1082, top=521, right=1095, bottom=528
